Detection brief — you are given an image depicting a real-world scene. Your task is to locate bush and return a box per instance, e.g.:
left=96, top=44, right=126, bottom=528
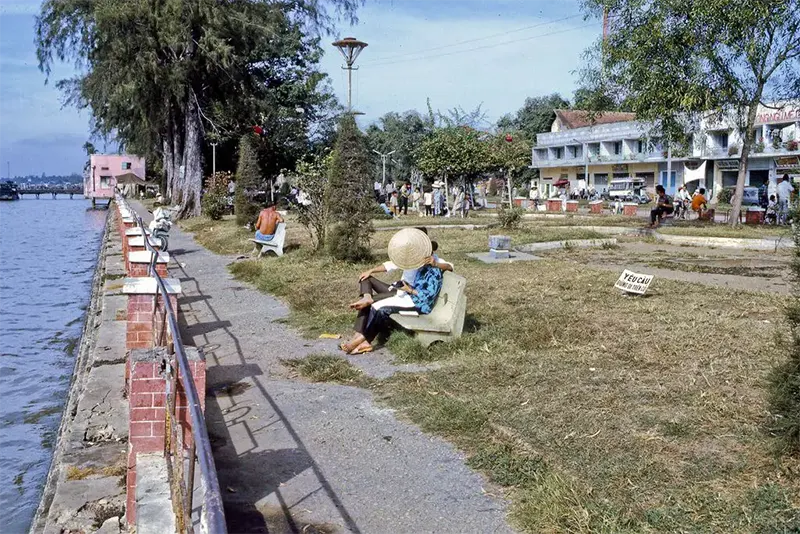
left=769, top=222, right=800, bottom=453
left=717, top=188, right=734, bottom=204
left=325, top=115, right=375, bottom=261
left=234, top=135, right=262, bottom=226
left=326, top=222, right=373, bottom=262
left=498, top=206, right=524, bottom=228
left=202, top=171, right=231, bottom=220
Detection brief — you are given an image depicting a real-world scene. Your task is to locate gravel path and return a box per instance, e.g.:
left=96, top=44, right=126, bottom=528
left=131, top=202, right=514, bottom=534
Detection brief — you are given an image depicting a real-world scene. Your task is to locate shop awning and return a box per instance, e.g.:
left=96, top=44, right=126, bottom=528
left=554, top=178, right=570, bottom=187
left=115, top=172, right=146, bottom=185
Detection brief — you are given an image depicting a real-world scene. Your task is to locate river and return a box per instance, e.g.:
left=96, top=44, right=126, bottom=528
left=0, top=198, right=106, bottom=533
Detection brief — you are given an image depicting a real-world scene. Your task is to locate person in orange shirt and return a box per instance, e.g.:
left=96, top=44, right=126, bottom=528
left=691, top=188, right=707, bottom=216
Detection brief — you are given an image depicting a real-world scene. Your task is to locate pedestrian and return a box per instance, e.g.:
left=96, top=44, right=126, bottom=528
left=529, top=186, right=540, bottom=210
left=374, top=179, right=381, bottom=201
left=778, top=174, right=794, bottom=224
left=412, top=187, right=422, bottom=216
left=433, top=182, right=443, bottom=217
left=389, top=191, right=399, bottom=217
left=424, top=187, right=433, bottom=216
left=399, top=182, right=411, bottom=215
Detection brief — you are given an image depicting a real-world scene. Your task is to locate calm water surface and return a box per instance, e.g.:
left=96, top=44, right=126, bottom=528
left=0, top=199, right=106, bottom=533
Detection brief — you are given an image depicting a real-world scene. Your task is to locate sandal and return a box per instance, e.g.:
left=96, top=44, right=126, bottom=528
left=349, top=343, right=373, bottom=355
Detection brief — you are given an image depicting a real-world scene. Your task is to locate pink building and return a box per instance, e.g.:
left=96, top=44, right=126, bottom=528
left=85, top=154, right=146, bottom=201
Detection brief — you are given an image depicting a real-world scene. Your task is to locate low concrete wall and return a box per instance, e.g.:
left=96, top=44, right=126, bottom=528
left=654, top=232, right=794, bottom=250
left=515, top=238, right=618, bottom=253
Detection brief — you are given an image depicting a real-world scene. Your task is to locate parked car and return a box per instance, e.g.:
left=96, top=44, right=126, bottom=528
left=723, top=185, right=760, bottom=206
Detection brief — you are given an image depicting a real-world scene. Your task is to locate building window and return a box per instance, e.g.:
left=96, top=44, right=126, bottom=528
left=553, top=147, right=564, bottom=159
left=568, top=146, right=578, bottom=158
left=100, top=175, right=111, bottom=188
left=717, top=132, right=729, bottom=149
left=637, top=140, right=644, bottom=153
left=100, top=166, right=109, bottom=171
left=614, top=141, right=622, bottom=155
left=122, top=162, right=131, bottom=170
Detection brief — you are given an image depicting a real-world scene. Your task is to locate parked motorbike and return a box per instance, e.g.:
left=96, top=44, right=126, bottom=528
left=148, top=206, right=176, bottom=252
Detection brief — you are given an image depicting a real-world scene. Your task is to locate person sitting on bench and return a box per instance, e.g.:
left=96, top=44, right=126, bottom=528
left=691, top=187, right=708, bottom=218
left=254, top=201, right=283, bottom=241
left=341, top=228, right=445, bottom=355
left=649, top=185, right=674, bottom=228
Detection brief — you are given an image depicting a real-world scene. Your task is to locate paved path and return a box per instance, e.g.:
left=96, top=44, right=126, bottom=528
left=131, top=203, right=514, bottom=534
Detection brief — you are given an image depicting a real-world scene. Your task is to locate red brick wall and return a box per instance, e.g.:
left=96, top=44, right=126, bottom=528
left=128, top=262, right=168, bottom=278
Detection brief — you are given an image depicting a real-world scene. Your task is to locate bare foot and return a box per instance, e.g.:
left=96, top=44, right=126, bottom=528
left=349, top=341, right=373, bottom=355
left=348, top=295, right=373, bottom=310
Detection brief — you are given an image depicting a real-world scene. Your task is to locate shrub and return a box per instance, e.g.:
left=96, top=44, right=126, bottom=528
left=234, top=135, right=262, bottom=226
left=327, top=221, right=372, bottom=262
left=325, top=114, right=375, bottom=261
left=769, top=221, right=800, bottom=453
left=202, top=171, right=231, bottom=220
left=717, top=188, right=734, bottom=204
left=498, top=206, right=524, bottom=228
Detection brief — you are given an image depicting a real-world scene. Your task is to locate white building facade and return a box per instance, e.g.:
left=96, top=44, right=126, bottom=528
left=531, top=104, right=800, bottom=199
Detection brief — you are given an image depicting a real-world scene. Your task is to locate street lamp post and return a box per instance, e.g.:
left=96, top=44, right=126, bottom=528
left=373, top=149, right=396, bottom=186
left=332, top=37, right=368, bottom=111
left=210, top=142, right=217, bottom=176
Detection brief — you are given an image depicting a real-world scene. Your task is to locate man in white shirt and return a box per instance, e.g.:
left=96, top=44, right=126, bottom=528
left=529, top=186, right=541, bottom=209
left=374, top=180, right=382, bottom=200
left=777, top=174, right=794, bottom=223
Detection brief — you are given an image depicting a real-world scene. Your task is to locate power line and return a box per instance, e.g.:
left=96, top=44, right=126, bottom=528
left=365, top=23, right=596, bottom=68
left=360, top=13, right=583, bottom=65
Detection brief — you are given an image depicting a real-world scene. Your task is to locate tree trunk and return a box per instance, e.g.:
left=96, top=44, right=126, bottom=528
left=729, top=101, right=760, bottom=226
left=177, top=99, right=203, bottom=218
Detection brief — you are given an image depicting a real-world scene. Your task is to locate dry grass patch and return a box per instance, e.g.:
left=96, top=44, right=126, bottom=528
left=184, top=214, right=800, bottom=533
left=282, top=354, right=374, bottom=388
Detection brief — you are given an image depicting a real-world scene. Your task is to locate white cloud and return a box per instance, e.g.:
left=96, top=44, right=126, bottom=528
left=321, top=2, right=598, bottom=125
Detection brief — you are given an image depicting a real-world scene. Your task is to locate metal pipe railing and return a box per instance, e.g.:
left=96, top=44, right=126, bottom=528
left=120, top=197, right=226, bottom=534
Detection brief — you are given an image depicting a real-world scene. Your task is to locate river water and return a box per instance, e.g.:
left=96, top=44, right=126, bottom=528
left=0, top=198, right=106, bottom=533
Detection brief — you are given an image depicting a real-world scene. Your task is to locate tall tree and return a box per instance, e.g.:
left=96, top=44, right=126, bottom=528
left=581, top=0, right=800, bottom=225
left=326, top=114, right=374, bottom=262
left=365, top=111, right=433, bottom=185
left=497, top=94, right=570, bottom=141
left=36, top=0, right=359, bottom=217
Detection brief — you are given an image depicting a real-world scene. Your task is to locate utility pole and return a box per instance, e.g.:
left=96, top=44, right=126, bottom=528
left=210, top=142, right=217, bottom=176
left=373, top=149, right=396, bottom=186
left=332, top=37, right=368, bottom=110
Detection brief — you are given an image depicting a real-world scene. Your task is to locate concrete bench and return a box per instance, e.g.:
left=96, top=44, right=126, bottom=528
left=249, top=222, right=286, bottom=258
left=390, top=271, right=467, bottom=347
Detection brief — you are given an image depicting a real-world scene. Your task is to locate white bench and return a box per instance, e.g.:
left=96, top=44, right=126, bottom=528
left=249, top=223, right=286, bottom=258
left=390, top=271, right=467, bottom=347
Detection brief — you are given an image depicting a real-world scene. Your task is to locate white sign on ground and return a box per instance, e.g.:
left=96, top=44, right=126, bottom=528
left=615, top=269, right=654, bottom=295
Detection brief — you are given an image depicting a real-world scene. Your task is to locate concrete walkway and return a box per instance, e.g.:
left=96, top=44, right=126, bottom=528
left=130, top=203, right=513, bottom=534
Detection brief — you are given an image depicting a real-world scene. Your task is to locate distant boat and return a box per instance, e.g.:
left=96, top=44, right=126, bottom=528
left=0, top=181, right=20, bottom=201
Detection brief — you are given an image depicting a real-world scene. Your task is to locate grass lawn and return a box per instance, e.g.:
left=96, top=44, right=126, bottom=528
left=181, top=214, right=799, bottom=533
left=659, top=221, right=792, bottom=240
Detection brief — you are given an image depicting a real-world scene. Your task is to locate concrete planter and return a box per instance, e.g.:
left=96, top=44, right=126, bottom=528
left=745, top=207, right=765, bottom=224
left=547, top=199, right=563, bottom=212
left=589, top=200, right=603, bottom=214
left=623, top=203, right=639, bottom=216
left=566, top=200, right=579, bottom=213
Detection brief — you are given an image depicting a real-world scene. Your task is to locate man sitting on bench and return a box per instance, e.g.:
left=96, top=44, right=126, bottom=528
left=254, top=201, right=283, bottom=241
left=649, top=185, right=673, bottom=228
left=691, top=187, right=708, bottom=219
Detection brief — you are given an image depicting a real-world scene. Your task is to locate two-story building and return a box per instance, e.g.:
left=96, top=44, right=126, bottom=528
left=531, top=104, right=800, bottom=199
left=84, top=154, right=146, bottom=201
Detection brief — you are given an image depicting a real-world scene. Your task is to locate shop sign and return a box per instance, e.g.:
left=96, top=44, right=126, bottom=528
left=612, top=164, right=629, bottom=172
left=756, top=107, right=800, bottom=125
left=776, top=156, right=800, bottom=170
left=615, top=270, right=654, bottom=295
left=717, top=159, right=740, bottom=170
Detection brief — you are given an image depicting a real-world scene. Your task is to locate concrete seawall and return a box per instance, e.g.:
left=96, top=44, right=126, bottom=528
left=31, top=210, right=129, bottom=534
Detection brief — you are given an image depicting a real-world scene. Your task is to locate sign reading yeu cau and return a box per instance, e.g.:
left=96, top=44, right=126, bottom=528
left=615, top=270, right=654, bottom=295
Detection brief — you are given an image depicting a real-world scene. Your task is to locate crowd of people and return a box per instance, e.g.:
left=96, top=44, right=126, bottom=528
left=374, top=179, right=488, bottom=218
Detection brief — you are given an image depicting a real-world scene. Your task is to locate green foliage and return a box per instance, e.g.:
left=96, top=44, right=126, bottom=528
left=288, top=153, right=331, bottom=250
left=235, top=135, right=262, bottom=226
left=581, top=0, right=800, bottom=225
left=769, top=221, right=800, bottom=453
left=326, top=115, right=374, bottom=262
left=717, top=188, right=734, bottom=205
left=202, top=171, right=232, bottom=220
left=496, top=94, right=569, bottom=141
left=35, top=0, right=360, bottom=217
left=416, top=126, right=492, bottom=180
left=365, top=111, right=433, bottom=183
left=498, top=206, right=525, bottom=229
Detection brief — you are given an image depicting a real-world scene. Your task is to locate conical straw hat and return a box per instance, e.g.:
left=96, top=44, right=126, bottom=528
left=387, top=228, right=432, bottom=270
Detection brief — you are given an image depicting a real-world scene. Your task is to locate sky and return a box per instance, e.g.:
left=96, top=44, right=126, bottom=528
left=0, top=0, right=599, bottom=177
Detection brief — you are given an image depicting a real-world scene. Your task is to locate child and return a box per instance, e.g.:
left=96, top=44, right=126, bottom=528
left=766, top=194, right=778, bottom=224
left=389, top=191, right=399, bottom=216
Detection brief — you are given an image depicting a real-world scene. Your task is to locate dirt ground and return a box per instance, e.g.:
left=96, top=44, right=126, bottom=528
left=550, top=240, right=794, bottom=294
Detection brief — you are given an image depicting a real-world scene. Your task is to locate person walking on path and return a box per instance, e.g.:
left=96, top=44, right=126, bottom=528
left=778, top=174, right=794, bottom=224
left=423, top=188, right=433, bottom=217
left=399, top=182, right=411, bottom=216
